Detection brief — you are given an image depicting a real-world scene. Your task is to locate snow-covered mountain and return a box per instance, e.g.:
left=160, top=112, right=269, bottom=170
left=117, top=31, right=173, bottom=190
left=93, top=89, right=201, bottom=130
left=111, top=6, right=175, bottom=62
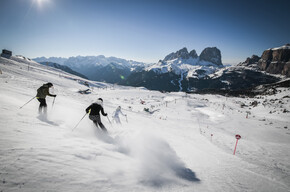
left=146, top=47, right=223, bottom=79
left=33, top=48, right=223, bottom=85
left=123, top=45, right=290, bottom=92
left=122, top=47, right=225, bottom=92
left=33, top=56, right=67, bottom=65
left=63, top=55, right=148, bottom=70
left=39, top=61, right=88, bottom=79
left=33, top=45, right=288, bottom=93
left=33, top=55, right=150, bottom=83
left=1, top=54, right=290, bottom=192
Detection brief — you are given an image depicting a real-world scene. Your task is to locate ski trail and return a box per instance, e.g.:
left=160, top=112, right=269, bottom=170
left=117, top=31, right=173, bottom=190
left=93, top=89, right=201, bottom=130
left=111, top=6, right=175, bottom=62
left=178, top=72, right=184, bottom=91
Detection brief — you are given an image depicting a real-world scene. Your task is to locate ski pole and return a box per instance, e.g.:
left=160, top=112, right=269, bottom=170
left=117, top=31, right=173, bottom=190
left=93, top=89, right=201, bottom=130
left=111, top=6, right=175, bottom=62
left=106, top=116, right=114, bottom=129
left=106, top=116, right=112, bottom=124
left=72, top=113, right=87, bottom=132
left=125, top=115, right=128, bottom=123
left=52, top=97, right=56, bottom=108
left=19, top=96, right=36, bottom=109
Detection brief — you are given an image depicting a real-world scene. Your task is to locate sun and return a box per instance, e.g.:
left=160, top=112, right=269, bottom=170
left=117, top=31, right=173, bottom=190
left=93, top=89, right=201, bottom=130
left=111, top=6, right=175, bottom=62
left=34, top=0, right=50, bottom=8
left=36, top=0, right=48, bottom=4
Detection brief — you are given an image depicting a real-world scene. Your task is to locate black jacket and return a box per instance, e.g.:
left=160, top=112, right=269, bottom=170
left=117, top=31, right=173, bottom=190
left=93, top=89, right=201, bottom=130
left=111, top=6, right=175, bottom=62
left=86, top=102, right=107, bottom=116
left=36, top=84, right=56, bottom=99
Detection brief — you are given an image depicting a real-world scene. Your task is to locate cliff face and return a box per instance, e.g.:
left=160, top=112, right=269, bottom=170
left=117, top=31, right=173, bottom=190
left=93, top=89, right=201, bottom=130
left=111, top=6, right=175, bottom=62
left=199, top=47, right=222, bottom=66
left=258, top=44, right=290, bottom=76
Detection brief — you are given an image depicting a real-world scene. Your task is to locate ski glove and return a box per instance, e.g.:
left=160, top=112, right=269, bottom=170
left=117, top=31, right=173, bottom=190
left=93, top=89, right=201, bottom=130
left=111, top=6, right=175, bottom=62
left=86, top=109, right=91, bottom=114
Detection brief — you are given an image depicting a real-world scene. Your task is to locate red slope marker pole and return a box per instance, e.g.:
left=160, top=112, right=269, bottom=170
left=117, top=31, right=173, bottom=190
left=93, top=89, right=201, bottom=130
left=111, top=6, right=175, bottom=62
left=233, top=134, right=241, bottom=155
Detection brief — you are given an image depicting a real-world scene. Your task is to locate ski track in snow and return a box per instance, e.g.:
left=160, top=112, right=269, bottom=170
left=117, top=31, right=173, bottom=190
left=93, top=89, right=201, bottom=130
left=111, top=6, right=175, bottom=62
left=0, top=56, right=290, bottom=192
left=178, top=72, right=184, bottom=92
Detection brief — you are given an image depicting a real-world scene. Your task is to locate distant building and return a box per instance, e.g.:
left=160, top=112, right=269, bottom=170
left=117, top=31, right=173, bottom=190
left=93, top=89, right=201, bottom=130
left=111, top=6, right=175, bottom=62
left=1, top=49, right=12, bottom=58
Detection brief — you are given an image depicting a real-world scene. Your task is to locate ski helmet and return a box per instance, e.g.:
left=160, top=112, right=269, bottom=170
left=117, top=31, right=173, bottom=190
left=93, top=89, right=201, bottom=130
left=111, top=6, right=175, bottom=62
left=47, top=82, right=53, bottom=87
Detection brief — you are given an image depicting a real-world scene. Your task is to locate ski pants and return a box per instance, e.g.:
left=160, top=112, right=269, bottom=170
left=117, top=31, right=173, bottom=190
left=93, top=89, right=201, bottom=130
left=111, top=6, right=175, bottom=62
left=37, top=98, right=47, bottom=114
left=113, top=116, right=121, bottom=124
left=89, top=115, right=107, bottom=132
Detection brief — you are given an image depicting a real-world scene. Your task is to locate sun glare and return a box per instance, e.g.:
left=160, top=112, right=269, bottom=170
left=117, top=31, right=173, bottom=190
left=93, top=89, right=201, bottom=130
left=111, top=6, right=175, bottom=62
left=34, top=0, right=50, bottom=8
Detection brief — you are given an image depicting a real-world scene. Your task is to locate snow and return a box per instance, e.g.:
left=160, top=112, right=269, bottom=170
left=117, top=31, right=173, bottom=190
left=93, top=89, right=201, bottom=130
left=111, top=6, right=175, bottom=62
left=221, top=80, right=231, bottom=85
left=178, top=72, right=184, bottom=91
left=208, top=67, right=227, bottom=79
left=1, top=56, right=290, bottom=192
left=270, top=45, right=290, bottom=50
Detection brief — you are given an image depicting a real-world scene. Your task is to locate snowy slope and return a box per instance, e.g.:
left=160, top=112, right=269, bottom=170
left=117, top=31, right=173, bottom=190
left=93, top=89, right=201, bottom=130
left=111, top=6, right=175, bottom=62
left=0, top=56, right=290, bottom=192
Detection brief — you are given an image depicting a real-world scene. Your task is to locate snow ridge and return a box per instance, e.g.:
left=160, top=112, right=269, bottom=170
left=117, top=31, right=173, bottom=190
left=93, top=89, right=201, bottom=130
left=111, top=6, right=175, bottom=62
left=269, top=44, right=290, bottom=50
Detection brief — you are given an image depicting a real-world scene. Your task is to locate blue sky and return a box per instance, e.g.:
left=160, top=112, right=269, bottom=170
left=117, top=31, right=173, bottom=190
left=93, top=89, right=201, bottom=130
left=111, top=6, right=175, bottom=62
left=0, top=0, right=289, bottom=64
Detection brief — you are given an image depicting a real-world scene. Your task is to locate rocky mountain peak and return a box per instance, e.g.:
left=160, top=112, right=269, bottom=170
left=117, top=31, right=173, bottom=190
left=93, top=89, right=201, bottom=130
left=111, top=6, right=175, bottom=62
left=258, top=44, right=290, bottom=76
left=199, top=47, right=222, bottom=66
left=163, top=47, right=219, bottom=63
left=176, top=47, right=189, bottom=59
left=238, top=55, right=260, bottom=66
left=163, top=47, right=189, bottom=61
left=189, top=49, right=198, bottom=58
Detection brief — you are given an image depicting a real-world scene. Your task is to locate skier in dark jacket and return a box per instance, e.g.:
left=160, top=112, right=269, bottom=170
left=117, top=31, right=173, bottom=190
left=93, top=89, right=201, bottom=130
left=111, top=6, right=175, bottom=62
left=86, top=98, right=108, bottom=132
left=36, top=82, right=56, bottom=114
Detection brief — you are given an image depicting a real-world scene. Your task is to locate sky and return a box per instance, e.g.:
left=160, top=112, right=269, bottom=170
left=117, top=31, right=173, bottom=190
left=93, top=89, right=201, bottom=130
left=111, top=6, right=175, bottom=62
left=0, top=0, right=290, bottom=64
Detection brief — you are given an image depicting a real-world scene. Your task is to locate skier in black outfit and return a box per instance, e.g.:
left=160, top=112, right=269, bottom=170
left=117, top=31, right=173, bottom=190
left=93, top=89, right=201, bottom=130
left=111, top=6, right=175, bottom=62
left=86, top=98, right=108, bottom=132
left=36, top=82, right=56, bottom=115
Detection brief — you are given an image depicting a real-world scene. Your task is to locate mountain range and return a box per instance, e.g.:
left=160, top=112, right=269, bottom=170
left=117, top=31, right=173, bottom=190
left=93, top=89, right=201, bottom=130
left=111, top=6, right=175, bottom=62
left=33, top=47, right=224, bottom=89
left=33, top=55, right=149, bottom=83
left=33, top=44, right=290, bottom=93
